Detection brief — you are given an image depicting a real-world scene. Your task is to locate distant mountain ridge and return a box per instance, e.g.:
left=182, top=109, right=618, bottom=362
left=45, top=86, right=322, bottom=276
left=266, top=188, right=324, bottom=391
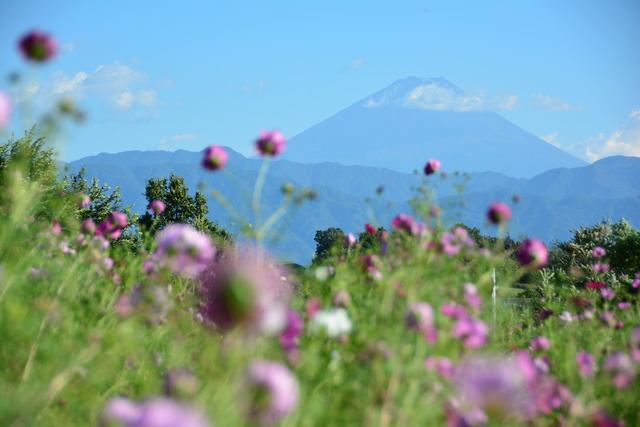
left=65, top=150, right=639, bottom=264
left=285, top=76, right=586, bottom=177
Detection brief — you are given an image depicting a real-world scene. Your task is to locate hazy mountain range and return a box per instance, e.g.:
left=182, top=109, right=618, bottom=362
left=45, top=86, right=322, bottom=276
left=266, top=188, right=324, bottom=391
left=63, top=77, right=638, bottom=264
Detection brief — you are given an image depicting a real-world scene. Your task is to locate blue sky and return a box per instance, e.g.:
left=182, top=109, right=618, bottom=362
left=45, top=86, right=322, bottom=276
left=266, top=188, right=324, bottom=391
left=1, top=0, right=639, bottom=162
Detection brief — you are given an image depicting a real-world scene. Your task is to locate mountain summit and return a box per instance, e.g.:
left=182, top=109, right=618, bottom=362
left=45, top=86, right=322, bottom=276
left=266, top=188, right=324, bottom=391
left=285, top=77, right=586, bottom=177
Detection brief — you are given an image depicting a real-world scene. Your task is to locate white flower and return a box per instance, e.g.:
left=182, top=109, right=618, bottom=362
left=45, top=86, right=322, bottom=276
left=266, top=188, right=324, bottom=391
left=310, top=308, right=352, bottom=337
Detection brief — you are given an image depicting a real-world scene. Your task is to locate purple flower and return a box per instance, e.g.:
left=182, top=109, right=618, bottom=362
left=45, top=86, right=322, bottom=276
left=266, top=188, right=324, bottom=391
left=423, top=159, right=441, bottom=175
left=515, top=239, right=548, bottom=269
left=452, top=315, right=488, bottom=349
left=593, top=262, right=610, bottom=273
left=199, top=248, right=290, bottom=335
left=441, top=227, right=474, bottom=256
left=202, top=145, right=228, bottom=170
left=441, top=303, right=468, bottom=319
left=391, top=213, right=424, bottom=236
left=77, top=194, right=91, bottom=209
left=592, top=246, right=607, bottom=258
left=600, top=288, right=615, bottom=300
left=405, top=302, right=438, bottom=343
left=279, top=309, right=303, bottom=353
left=618, top=301, right=631, bottom=310
left=255, top=130, right=286, bottom=157
left=102, top=397, right=211, bottom=427
left=632, top=272, right=640, bottom=289
left=81, top=218, right=96, bottom=235
left=576, top=351, right=595, bottom=378
left=487, top=202, right=512, bottom=225
left=153, top=224, right=215, bottom=278
left=246, top=360, right=298, bottom=425
left=18, top=30, right=58, bottom=62
left=425, top=356, right=455, bottom=379
left=631, top=327, right=640, bottom=363
left=96, top=211, right=128, bottom=240
left=530, top=336, right=550, bottom=353
left=0, top=92, right=11, bottom=128
left=604, top=352, right=635, bottom=389
left=148, top=200, right=166, bottom=216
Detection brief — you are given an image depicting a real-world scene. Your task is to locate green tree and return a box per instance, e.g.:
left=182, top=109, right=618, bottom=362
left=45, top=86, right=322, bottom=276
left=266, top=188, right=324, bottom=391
left=313, top=227, right=346, bottom=263
left=62, top=167, right=124, bottom=223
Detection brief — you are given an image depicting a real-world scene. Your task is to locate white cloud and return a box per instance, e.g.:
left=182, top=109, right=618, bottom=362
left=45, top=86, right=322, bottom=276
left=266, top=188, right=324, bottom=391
left=350, top=57, right=365, bottom=70
left=53, top=72, right=88, bottom=94
left=540, top=131, right=560, bottom=147
left=365, top=81, right=518, bottom=112
left=159, top=133, right=199, bottom=150
left=578, top=108, right=640, bottom=161
left=533, top=94, right=573, bottom=112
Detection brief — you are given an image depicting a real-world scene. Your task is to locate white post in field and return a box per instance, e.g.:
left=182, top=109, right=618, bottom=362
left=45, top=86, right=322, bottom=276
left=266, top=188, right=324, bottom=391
left=491, top=267, right=497, bottom=325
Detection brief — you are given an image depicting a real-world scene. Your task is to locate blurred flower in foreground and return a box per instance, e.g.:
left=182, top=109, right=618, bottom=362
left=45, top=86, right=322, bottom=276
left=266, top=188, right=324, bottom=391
left=102, top=397, right=211, bottom=427
left=246, top=359, right=298, bottom=425
left=604, top=352, right=636, bottom=389
left=199, top=249, right=290, bottom=334
left=487, top=202, right=512, bottom=225
left=256, top=130, right=286, bottom=157
left=153, top=224, right=215, bottom=279
left=310, top=307, right=352, bottom=338
left=148, top=199, right=166, bottom=216
left=344, top=232, right=356, bottom=248
left=0, top=92, right=10, bottom=128
left=440, top=227, right=474, bottom=256
left=77, top=194, right=91, bottom=209
left=424, top=158, right=441, bottom=175
left=280, top=309, right=303, bottom=355
left=202, top=145, right=228, bottom=170
left=592, top=246, right=606, bottom=258
left=18, top=30, right=58, bottom=62
left=96, top=211, right=128, bottom=240
left=392, top=213, right=425, bottom=236
left=516, top=238, right=548, bottom=269
left=576, top=351, right=595, bottom=378
left=530, top=336, right=550, bottom=353
left=405, top=302, right=437, bottom=343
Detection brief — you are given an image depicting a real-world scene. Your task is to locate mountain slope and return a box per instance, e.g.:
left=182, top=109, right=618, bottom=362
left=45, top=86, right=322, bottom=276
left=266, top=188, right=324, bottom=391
left=285, top=76, right=585, bottom=177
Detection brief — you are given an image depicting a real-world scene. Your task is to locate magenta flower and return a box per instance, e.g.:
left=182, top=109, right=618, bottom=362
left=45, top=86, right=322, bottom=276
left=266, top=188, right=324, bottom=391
left=600, top=288, right=615, bottom=300
left=576, top=351, right=595, bottom=378
left=441, top=303, right=468, bottom=319
left=618, top=301, right=631, bottom=310
left=80, top=218, right=96, bottom=235
left=153, top=224, right=215, bottom=278
left=364, top=223, right=377, bottom=235
left=440, top=227, right=474, bottom=256
left=586, top=281, right=606, bottom=290
left=279, top=309, right=303, bottom=354
left=18, top=30, right=58, bottom=62
left=593, top=262, right=610, bottom=273
left=487, top=202, right=512, bottom=225
left=405, top=302, right=438, bottom=343
left=515, top=239, right=548, bottom=269
left=360, top=254, right=383, bottom=281
left=423, top=158, right=441, bottom=175
left=102, top=397, right=211, bottom=427
left=530, top=336, right=551, bottom=353
left=96, top=211, right=128, bottom=240
left=246, top=360, right=298, bottom=425
left=632, top=272, right=640, bottom=289
left=199, top=249, right=290, bottom=335
left=452, top=315, right=489, bottom=349
left=148, top=199, right=166, bottom=216
left=0, top=92, right=10, bottom=128
left=604, top=352, right=636, bottom=389
left=592, top=246, right=607, bottom=258
left=590, top=410, right=625, bottom=427
left=391, top=213, right=424, bottom=236
left=463, top=283, right=482, bottom=313
left=425, top=356, right=455, bottom=379
left=202, top=145, right=228, bottom=170
left=306, top=297, right=322, bottom=318
left=255, top=130, right=286, bottom=157
left=631, top=327, right=640, bottom=363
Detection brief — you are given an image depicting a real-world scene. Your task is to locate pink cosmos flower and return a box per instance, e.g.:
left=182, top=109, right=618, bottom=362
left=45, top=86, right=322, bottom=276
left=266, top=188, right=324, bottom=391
left=530, top=336, right=551, bottom=353
left=391, top=213, right=424, bottom=236
left=632, top=272, right=640, bottom=289
left=405, top=302, right=438, bottom=343
left=18, top=30, right=58, bottom=62
left=425, top=356, right=455, bottom=379
left=617, top=302, right=631, bottom=310
left=77, top=194, right=91, bottom=209
left=360, top=254, right=383, bottom=281
left=306, top=297, right=322, bottom=318
left=441, top=303, right=468, bottom=319
left=246, top=360, right=298, bottom=425
left=586, top=281, right=606, bottom=290
left=102, top=397, right=211, bottom=427
left=463, top=283, right=482, bottom=313
left=255, top=130, right=286, bottom=157
left=0, top=92, right=11, bottom=128
left=96, top=211, right=128, bottom=240
left=593, top=262, right=610, bottom=273
left=592, top=246, right=607, bottom=258
left=600, top=311, right=624, bottom=329
left=344, top=233, right=356, bottom=248
left=332, top=290, right=351, bottom=308
left=153, top=224, right=215, bottom=278
left=424, top=159, right=441, bottom=175
left=441, top=227, right=474, bottom=256
left=148, top=199, right=166, bottom=215
left=364, top=223, right=377, bottom=235
left=202, top=145, right=229, bottom=170
left=199, top=248, right=290, bottom=335
left=516, top=239, right=548, bottom=269
left=600, top=288, right=615, bottom=300
left=630, top=327, right=640, bottom=363
left=604, top=352, right=636, bottom=389
left=81, top=218, right=96, bottom=235
left=590, top=409, right=625, bottom=427
left=576, top=351, right=595, bottom=378
left=487, top=202, right=512, bottom=225
left=51, top=219, right=62, bottom=235
left=452, top=315, right=488, bottom=349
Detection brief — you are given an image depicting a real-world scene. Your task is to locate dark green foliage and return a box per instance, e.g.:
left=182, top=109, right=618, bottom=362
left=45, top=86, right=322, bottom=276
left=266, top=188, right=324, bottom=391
left=139, top=174, right=232, bottom=245
left=313, top=227, right=345, bottom=263
left=63, top=167, right=124, bottom=223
